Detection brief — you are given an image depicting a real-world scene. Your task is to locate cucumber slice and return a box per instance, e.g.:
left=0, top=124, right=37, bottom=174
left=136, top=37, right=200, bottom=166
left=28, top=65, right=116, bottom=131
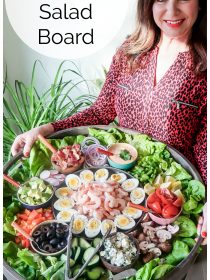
left=79, top=238, right=92, bottom=250
left=92, top=237, right=102, bottom=248
left=74, top=247, right=81, bottom=262
left=72, top=237, right=79, bottom=248
left=83, top=247, right=99, bottom=266
left=87, top=267, right=102, bottom=280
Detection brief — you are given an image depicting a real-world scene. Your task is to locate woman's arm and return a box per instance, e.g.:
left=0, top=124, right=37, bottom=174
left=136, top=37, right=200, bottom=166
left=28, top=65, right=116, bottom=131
left=193, top=111, right=207, bottom=185
left=51, top=51, right=125, bottom=131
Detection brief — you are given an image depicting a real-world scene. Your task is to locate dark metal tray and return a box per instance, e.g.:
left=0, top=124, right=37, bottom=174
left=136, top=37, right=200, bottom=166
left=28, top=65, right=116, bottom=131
left=3, top=125, right=204, bottom=280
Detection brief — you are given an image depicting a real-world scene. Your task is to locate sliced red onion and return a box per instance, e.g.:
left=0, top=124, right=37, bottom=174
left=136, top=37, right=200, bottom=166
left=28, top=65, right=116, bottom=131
left=46, top=178, right=60, bottom=187
left=81, top=137, right=100, bottom=153
left=85, top=144, right=107, bottom=167
left=50, top=170, right=59, bottom=175
left=40, top=170, right=51, bottom=180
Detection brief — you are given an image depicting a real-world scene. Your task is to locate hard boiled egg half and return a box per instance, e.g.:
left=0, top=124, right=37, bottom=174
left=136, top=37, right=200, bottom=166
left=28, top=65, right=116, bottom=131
left=122, top=206, right=142, bottom=219
left=121, top=178, right=139, bottom=192
left=130, top=188, right=145, bottom=204
left=110, top=173, right=127, bottom=184
left=65, top=174, right=81, bottom=190
left=114, top=214, right=135, bottom=230
left=72, top=215, right=88, bottom=235
left=95, top=169, right=109, bottom=182
left=85, top=218, right=101, bottom=238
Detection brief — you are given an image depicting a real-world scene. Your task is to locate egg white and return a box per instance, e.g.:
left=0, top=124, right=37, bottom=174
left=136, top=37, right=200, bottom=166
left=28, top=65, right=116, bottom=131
left=122, top=207, right=142, bottom=219
left=114, top=214, right=135, bottom=230
left=130, top=188, right=145, bottom=204
left=55, top=187, right=73, bottom=199
left=56, top=209, right=77, bottom=222
left=80, top=170, right=94, bottom=183
left=110, top=173, right=127, bottom=184
left=95, top=169, right=109, bottom=182
left=101, top=219, right=117, bottom=235
left=65, top=174, right=81, bottom=190
left=54, top=198, right=75, bottom=211
left=85, top=218, right=101, bottom=238
left=121, top=178, right=139, bottom=192
left=72, top=215, right=88, bottom=234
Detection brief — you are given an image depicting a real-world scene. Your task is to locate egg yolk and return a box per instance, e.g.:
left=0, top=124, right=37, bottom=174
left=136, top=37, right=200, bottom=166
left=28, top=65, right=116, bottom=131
left=60, top=189, right=70, bottom=196
left=111, top=174, right=121, bottom=181
left=119, top=217, right=129, bottom=226
left=74, top=220, right=84, bottom=230
left=60, top=211, right=71, bottom=219
left=61, top=200, right=71, bottom=207
left=68, top=178, right=78, bottom=186
left=96, top=170, right=105, bottom=178
left=133, top=191, right=142, bottom=198
left=127, top=207, right=137, bottom=215
left=84, top=173, right=93, bottom=181
left=89, top=220, right=99, bottom=230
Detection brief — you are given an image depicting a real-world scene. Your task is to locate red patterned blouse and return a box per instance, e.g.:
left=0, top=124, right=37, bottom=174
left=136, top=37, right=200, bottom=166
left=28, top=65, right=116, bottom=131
left=52, top=46, right=207, bottom=183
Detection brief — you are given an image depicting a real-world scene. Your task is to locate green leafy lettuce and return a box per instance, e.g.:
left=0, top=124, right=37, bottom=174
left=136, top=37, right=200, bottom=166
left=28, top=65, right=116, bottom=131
left=174, top=216, right=197, bottom=237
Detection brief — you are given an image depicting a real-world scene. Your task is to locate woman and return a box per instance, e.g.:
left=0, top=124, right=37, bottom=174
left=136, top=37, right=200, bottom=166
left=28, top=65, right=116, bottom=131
left=12, top=0, right=206, bottom=237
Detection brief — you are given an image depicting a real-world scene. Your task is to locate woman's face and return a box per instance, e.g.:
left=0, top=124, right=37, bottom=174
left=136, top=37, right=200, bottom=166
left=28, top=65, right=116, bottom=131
left=152, top=0, right=199, bottom=40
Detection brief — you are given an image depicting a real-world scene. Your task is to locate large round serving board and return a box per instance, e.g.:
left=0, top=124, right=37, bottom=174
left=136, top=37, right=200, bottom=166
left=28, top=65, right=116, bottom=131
left=3, top=125, right=204, bottom=280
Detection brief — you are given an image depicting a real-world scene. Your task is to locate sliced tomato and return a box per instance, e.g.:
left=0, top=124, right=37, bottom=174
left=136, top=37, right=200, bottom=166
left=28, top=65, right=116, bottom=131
left=148, top=201, right=162, bottom=214
left=28, top=209, right=40, bottom=221
left=31, top=217, right=46, bottom=227
left=147, top=192, right=161, bottom=205
left=162, top=204, right=180, bottom=218
left=156, top=188, right=175, bottom=205
left=16, top=213, right=28, bottom=221
left=15, top=237, right=21, bottom=244
left=173, top=197, right=183, bottom=207
left=24, top=209, right=31, bottom=216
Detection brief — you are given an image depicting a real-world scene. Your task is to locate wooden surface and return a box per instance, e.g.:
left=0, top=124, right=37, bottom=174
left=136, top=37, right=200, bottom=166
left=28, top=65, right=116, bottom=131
left=185, top=246, right=207, bottom=280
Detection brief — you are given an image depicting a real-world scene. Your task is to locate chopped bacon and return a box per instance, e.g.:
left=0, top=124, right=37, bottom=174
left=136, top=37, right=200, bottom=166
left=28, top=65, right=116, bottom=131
left=51, top=144, right=83, bottom=169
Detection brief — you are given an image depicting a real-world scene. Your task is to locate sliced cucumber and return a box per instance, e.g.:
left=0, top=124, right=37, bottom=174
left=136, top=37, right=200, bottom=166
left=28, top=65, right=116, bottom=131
left=80, top=238, right=92, bottom=250
left=83, top=247, right=99, bottom=266
left=72, top=237, right=79, bottom=248
left=87, top=267, right=103, bottom=280
left=74, top=247, right=81, bottom=262
left=92, top=237, right=102, bottom=248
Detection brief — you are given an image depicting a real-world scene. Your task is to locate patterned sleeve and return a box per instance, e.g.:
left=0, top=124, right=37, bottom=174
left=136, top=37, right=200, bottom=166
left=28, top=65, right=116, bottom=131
left=193, top=110, right=207, bottom=185
left=51, top=50, right=125, bottom=131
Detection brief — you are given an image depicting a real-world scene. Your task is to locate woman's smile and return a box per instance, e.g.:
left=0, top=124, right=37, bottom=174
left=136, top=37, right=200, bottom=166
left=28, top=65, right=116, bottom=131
left=164, top=19, right=185, bottom=28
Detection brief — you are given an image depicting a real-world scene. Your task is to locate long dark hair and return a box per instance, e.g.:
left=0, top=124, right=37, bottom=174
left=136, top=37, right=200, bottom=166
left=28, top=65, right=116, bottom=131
left=121, top=0, right=206, bottom=75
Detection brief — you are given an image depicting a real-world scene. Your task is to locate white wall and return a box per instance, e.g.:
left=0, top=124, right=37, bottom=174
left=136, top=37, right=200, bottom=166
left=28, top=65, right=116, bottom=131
left=3, top=2, right=137, bottom=96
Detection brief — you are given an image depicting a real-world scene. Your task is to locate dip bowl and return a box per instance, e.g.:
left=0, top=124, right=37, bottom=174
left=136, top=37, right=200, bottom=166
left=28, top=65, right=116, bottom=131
left=107, top=143, right=138, bottom=170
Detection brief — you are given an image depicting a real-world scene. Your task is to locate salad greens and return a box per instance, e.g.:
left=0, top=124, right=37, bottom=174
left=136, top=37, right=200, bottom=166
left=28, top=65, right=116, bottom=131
left=174, top=216, right=197, bottom=238
left=133, top=258, right=174, bottom=280
left=165, top=240, right=189, bottom=265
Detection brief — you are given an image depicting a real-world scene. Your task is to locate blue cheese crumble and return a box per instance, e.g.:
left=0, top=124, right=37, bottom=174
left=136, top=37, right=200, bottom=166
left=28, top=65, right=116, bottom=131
left=100, top=232, right=137, bottom=267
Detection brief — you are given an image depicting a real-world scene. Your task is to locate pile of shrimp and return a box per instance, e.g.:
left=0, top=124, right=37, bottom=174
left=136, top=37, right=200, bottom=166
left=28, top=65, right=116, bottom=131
left=71, top=181, right=130, bottom=220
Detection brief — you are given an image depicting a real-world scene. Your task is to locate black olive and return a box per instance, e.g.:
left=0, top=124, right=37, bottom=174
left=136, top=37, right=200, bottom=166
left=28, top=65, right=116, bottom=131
left=50, top=238, right=60, bottom=246
left=33, top=230, right=42, bottom=237
left=50, top=223, right=56, bottom=230
left=34, top=236, right=45, bottom=244
left=56, top=228, right=65, bottom=238
left=56, top=223, right=63, bottom=229
left=56, top=243, right=65, bottom=250
left=43, top=244, right=53, bottom=252
left=46, top=229, right=55, bottom=239
left=41, top=226, right=50, bottom=233
left=60, top=240, right=67, bottom=247
left=41, top=241, right=48, bottom=248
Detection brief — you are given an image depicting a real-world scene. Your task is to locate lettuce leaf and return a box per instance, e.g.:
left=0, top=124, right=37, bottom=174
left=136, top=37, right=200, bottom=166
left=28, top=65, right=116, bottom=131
left=165, top=162, right=192, bottom=181
left=174, top=216, right=197, bottom=237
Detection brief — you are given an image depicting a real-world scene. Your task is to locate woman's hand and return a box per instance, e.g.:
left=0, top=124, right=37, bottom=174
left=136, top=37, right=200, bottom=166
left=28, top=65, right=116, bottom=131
left=11, top=124, right=54, bottom=157
left=196, top=203, right=207, bottom=245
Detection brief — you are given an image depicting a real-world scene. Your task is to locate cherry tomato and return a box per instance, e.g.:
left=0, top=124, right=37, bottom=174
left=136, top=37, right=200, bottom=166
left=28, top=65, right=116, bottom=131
left=148, top=201, right=162, bottom=214
left=162, top=204, right=180, bottom=218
